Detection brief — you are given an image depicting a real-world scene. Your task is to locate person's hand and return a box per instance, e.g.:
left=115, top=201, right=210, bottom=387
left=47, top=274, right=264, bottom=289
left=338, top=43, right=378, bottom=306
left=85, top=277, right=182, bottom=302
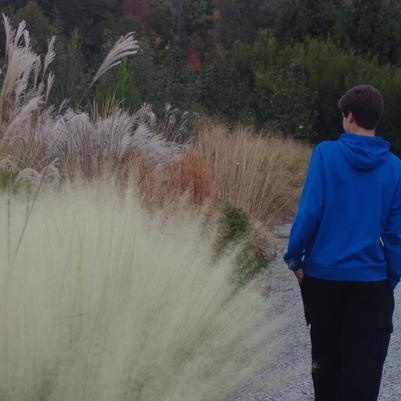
left=293, top=268, right=304, bottom=284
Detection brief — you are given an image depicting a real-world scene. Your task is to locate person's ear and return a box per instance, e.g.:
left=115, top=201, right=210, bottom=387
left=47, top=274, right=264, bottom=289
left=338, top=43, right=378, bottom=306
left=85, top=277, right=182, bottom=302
left=348, top=111, right=354, bottom=124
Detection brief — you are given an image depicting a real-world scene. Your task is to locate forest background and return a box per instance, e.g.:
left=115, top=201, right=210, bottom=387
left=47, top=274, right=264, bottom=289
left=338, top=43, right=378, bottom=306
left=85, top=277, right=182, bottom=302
left=2, top=0, right=401, bottom=154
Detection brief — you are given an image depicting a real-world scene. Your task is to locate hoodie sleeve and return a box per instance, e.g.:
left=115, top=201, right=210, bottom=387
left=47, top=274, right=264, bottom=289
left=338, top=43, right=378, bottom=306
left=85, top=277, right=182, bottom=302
left=283, top=145, right=325, bottom=271
left=382, top=176, right=401, bottom=290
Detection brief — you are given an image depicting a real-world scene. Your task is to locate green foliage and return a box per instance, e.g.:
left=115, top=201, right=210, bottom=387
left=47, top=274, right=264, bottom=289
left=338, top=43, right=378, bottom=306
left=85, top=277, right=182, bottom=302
left=16, top=1, right=55, bottom=52
left=148, top=0, right=175, bottom=40
left=202, top=34, right=318, bottom=136
left=234, top=237, right=268, bottom=286
left=254, top=64, right=317, bottom=140
left=217, top=200, right=252, bottom=249
left=93, top=39, right=200, bottom=117
left=113, top=14, right=145, bottom=38
left=289, top=38, right=352, bottom=138
left=95, top=58, right=141, bottom=111
left=51, top=0, right=120, bottom=53
left=275, top=0, right=401, bottom=65
left=215, top=200, right=269, bottom=287
left=200, top=44, right=255, bottom=122
left=51, top=29, right=88, bottom=105
left=289, top=38, right=401, bottom=149
left=202, top=32, right=401, bottom=155
left=274, top=0, right=350, bottom=46
left=350, top=0, right=401, bottom=64
left=184, top=0, right=210, bottom=37
left=213, top=0, right=274, bottom=47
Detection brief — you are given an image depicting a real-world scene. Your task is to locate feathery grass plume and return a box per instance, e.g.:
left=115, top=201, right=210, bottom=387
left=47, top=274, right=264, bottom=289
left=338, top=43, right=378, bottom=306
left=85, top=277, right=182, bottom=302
left=0, top=15, right=57, bottom=187
left=135, top=103, right=157, bottom=129
left=0, top=181, right=288, bottom=401
left=156, top=104, right=198, bottom=143
left=0, top=156, right=19, bottom=178
left=132, top=123, right=187, bottom=167
left=31, top=106, right=188, bottom=180
left=90, top=33, right=139, bottom=89
left=3, top=96, right=44, bottom=138
left=14, top=159, right=60, bottom=189
left=43, top=36, right=56, bottom=80
left=0, top=15, right=55, bottom=123
left=0, top=15, right=37, bottom=121
left=32, top=108, right=136, bottom=178
left=193, top=117, right=312, bottom=224
left=0, top=16, right=179, bottom=184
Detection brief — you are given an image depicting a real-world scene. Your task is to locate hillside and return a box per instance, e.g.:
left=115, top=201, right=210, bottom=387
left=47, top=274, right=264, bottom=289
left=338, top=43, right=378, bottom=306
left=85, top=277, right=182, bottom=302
left=1, top=0, right=401, bottom=155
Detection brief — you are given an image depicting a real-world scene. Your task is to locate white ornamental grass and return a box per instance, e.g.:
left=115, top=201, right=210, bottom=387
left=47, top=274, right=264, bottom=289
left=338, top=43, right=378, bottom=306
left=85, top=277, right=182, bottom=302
left=0, top=15, right=142, bottom=181
left=0, top=183, right=287, bottom=401
left=0, top=14, right=55, bottom=123
left=32, top=108, right=186, bottom=177
left=90, top=33, right=139, bottom=88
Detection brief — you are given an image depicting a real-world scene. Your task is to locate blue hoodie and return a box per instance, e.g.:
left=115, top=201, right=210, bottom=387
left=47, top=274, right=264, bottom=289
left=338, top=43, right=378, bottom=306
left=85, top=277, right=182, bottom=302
left=283, top=132, right=401, bottom=290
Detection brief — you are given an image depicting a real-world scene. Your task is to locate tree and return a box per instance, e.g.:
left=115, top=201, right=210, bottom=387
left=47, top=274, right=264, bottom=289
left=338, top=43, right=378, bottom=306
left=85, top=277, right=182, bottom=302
left=184, top=0, right=211, bottom=38
left=170, top=0, right=184, bottom=37
left=274, top=0, right=349, bottom=46
left=52, top=0, right=120, bottom=52
left=51, top=28, right=88, bottom=105
left=212, top=0, right=274, bottom=47
left=350, top=0, right=401, bottom=64
left=148, top=0, right=175, bottom=40
left=17, top=1, right=55, bottom=52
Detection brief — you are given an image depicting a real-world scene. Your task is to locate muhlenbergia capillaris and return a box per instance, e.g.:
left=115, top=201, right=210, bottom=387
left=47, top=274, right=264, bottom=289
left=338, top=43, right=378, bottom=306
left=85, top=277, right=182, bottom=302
left=0, top=181, right=286, bottom=401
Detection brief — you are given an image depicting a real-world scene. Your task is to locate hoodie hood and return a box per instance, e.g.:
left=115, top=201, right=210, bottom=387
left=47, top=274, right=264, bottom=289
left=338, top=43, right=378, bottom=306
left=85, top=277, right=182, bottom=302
left=338, top=132, right=391, bottom=171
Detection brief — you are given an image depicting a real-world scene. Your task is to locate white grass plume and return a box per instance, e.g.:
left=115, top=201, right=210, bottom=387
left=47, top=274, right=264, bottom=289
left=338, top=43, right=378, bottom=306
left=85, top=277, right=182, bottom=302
left=90, top=33, right=139, bottom=88
left=32, top=108, right=186, bottom=178
left=0, top=182, right=287, bottom=401
left=0, top=14, right=55, bottom=123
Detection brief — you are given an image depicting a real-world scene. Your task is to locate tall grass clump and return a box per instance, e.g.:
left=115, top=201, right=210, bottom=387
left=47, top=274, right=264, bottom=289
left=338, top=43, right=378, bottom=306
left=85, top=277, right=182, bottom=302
left=124, top=146, right=218, bottom=216
left=0, top=15, right=139, bottom=184
left=193, top=117, right=312, bottom=224
left=0, top=182, right=286, bottom=401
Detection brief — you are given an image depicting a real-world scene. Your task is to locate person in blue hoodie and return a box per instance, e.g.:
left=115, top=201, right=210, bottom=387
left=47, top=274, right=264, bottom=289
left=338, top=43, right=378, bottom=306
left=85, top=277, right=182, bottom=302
left=283, top=84, right=400, bottom=401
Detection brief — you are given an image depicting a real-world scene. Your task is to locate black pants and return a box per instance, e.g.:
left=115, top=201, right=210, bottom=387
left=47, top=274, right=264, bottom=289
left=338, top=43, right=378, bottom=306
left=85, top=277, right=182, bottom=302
left=299, top=274, right=395, bottom=401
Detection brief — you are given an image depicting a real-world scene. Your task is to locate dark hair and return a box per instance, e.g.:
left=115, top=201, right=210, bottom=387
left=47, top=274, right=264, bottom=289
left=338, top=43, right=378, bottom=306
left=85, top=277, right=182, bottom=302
left=338, top=84, right=384, bottom=130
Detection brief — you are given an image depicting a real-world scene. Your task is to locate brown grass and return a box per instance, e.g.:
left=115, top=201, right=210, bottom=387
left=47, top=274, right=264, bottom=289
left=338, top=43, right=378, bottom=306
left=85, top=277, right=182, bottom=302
left=118, top=147, right=219, bottom=219
left=192, top=117, right=312, bottom=225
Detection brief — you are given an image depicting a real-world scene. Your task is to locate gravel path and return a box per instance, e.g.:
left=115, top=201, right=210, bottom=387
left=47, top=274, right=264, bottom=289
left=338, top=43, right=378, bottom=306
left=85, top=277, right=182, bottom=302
left=229, top=225, right=401, bottom=401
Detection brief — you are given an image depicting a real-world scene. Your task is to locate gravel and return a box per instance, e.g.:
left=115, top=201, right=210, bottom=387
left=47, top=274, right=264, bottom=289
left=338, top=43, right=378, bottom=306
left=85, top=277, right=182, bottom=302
left=228, top=226, right=401, bottom=401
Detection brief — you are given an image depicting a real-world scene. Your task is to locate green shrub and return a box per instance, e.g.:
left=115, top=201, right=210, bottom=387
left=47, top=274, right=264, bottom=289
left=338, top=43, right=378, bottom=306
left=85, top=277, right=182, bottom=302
left=216, top=200, right=252, bottom=248
left=215, top=200, right=273, bottom=287
left=254, top=64, right=318, bottom=140
left=203, top=34, right=401, bottom=156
